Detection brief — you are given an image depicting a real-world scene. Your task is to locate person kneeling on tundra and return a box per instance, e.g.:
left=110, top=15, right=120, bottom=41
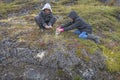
left=35, top=3, right=56, bottom=32
left=56, top=11, right=100, bottom=43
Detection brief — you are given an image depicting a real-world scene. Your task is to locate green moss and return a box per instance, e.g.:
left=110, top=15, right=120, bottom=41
left=56, top=69, right=65, bottom=77
left=99, top=45, right=120, bottom=72
left=0, top=0, right=120, bottom=74
left=84, top=56, right=91, bottom=62
left=73, top=75, right=83, bottom=80
left=108, top=33, right=120, bottom=42
left=76, top=48, right=90, bottom=62
left=64, top=53, right=69, bottom=58
left=0, top=3, right=20, bottom=17
left=79, top=40, right=99, bottom=54
left=76, top=49, right=82, bottom=58
left=0, top=0, right=40, bottom=17
left=0, top=34, right=3, bottom=41
left=58, top=0, right=72, bottom=5
left=76, top=0, right=102, bottom=5
left=106, top=59, right=120, bottom=72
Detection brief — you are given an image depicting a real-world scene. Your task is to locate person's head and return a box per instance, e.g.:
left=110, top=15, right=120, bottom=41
left=42, top=3, right=52, bottom=14
left=44, top=9, right=51, bottom=14
left=68, top=11, right=78, bottom=20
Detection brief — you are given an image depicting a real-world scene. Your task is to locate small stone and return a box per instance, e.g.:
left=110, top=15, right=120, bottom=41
left=3, top=0, right=14, bottom=3
left=2, top=72, right=15, bottom=80
left=23, top=68, right=43, bottom=80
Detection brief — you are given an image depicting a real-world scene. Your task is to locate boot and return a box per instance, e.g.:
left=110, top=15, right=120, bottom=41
left=87, top=34, right=100, bottom=44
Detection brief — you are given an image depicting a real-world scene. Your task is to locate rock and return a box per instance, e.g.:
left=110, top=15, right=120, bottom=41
left=42, top=0, right=59, bottom=3
left=116, top=0, right=120, bottom=6
left=33, top=4, right=41, bottom=10
left=0, top=22, right=11, bottom=27
left=82, top=69, right=95, bottom=80
left=0, top=53, right=6, bottom=63
left=99, top=0, right=120, bottom=6
left=35, top=47, right=107, bottom=80
left=8, top=9, right=29, bottom=18
left=0, top=15, right=3, bottom=20
left=3, top=0, right=14, bottom=3
left=23, top=68, right=42, bottom=80
left=118, top=14, right=120, bottom=20
left=2, top=72, right=16, bottom=80
left=0, top=27, right=115, bottom=80
left=0, top=36, right=114, bottom=80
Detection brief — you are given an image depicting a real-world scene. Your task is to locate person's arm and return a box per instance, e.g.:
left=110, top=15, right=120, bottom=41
left=61, top=21, right=72, bottom=28
left=39, top=11, right=47, bottom=27
left=63, top=21, right=81, bottom=31
left=48, top=14, right=57, bottom=26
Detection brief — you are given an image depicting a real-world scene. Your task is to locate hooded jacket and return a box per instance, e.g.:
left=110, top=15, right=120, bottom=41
left=42, top=3, right=52, bottom=12
left=61, top=11, right=92, bottom=34
left=38, top=3, right=56, bottom=26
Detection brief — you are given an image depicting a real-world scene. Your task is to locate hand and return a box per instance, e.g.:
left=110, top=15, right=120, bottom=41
left=56, top=26, right=61, bottom=31
left=48, top=26, right=52, bottom=29
left=57, top=26, right=62, bottom=29
left=56, top=28, right=64, bottom=32
left=45, top=25, right=49, bottom=29
left=56, top=28, right=61, bottom=35
left=56, top=27, right=60, bottom=32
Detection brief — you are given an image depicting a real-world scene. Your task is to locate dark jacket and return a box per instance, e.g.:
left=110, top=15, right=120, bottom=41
left=38, top=11, right=56, bottom=27
left=61, top=11, right=92, bottom=34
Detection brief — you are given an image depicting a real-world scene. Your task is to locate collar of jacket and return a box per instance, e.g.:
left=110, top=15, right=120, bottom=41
left=72, top=17, right=80, bottom=22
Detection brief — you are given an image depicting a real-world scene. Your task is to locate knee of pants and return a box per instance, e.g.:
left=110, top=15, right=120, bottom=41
left=79, top=32, right=88, bottom=39
left=35, top=16, right=39, bottom=22
left=53, top=17, right=57, bottom=21
left=50, top=17, right=57, bottom=25
left=35, top=16, right=42, bottom=26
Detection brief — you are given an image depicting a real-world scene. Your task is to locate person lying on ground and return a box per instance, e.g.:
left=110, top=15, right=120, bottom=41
left=56, top=11, right=100, bottom=43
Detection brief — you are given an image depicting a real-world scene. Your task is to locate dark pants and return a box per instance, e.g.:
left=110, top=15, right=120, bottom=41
left=35, top=16, right=56, bottom=29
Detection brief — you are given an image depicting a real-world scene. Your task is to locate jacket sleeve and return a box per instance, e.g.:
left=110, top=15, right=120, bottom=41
left=63, top=21, right=80, bottom=31
left=39, top=12, right=47, bottom=27
left=61, top=22, right=72, bottom=28
left=48, top=14, right=57, bottom=26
